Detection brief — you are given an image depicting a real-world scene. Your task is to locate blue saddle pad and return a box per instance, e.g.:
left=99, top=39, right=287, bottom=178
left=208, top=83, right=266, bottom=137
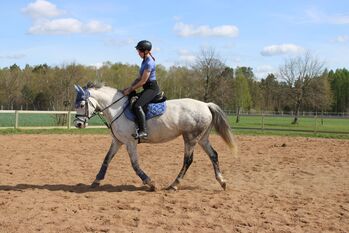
left=124, top=101, right=166, bottom=122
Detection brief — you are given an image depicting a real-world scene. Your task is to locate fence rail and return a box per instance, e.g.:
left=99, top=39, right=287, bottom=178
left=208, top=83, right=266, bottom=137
left=0, top=110, right=348, bottom=135
left=0, top=110, right=82, bottom=130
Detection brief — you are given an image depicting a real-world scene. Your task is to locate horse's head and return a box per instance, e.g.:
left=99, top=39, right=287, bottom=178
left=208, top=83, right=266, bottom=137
left=73, top=84, right=99, bottom=128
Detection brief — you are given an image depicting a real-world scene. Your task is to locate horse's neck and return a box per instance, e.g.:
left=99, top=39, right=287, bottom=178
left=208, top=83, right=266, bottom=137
left=90, top=87, right=126, bottom=117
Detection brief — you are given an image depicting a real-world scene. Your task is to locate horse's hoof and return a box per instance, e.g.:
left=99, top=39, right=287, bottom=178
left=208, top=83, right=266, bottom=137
left=147, top=181, right=157, bottom=192
left=166, top=185, right=178, bottom=192
left=221, top=182, right=226, bottom=191
left=148, top=185, right=156, bottom=192
left=91, top=182, right=100, bottom=188
left=143, top=179, right=156, bottom=191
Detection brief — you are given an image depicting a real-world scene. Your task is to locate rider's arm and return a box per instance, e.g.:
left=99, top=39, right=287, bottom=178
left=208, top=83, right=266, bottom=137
left=130, top=69, right=151, bottom=91
left=130, top=75, right=141, bottom=86
left=123, top=69, right=151, bottom=95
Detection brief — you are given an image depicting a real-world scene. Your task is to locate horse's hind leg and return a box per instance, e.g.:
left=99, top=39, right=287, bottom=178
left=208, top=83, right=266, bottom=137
left=199, top=138, right=226, bottom=190
left=167, top=141, right=195, bottom=191
left=91, top=139, right=122, bottom=188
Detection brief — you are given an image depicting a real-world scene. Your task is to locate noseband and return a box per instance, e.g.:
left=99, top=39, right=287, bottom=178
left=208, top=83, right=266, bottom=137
left=74, top=98, right=98, bottom=124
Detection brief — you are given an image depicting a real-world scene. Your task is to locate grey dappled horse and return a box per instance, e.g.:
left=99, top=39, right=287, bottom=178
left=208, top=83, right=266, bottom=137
left=74, top=83, right=237, bottom=191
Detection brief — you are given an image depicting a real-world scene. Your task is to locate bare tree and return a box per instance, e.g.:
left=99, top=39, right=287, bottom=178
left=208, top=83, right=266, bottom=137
left=193, top=47, right=225, bottom=102
left=279, top=52, right=324, bottom=124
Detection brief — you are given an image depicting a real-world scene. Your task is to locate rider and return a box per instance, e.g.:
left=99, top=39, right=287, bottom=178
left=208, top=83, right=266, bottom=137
left=122, top=40, right=160, bottom=140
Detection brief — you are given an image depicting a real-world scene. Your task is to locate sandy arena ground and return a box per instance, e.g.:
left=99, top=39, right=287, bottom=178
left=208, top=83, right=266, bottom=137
left=0, top=134, right=348, bottom=233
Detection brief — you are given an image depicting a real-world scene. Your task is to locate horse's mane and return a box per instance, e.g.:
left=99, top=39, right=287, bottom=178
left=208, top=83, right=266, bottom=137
left=85, top=81, right=105, bottom=89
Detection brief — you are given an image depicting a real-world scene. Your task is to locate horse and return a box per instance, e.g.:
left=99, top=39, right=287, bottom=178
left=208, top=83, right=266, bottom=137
left=73, top=82, right=237, bottom=191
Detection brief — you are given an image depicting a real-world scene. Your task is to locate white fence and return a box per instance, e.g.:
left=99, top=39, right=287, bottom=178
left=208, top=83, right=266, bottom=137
left=0, top=110, right=348, bottom=134
left=0, top=110, right=106, bottom=129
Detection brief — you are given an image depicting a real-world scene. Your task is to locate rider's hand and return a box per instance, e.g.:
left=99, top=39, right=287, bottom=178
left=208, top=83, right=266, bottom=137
left=122, top=87, right=132, bottom=96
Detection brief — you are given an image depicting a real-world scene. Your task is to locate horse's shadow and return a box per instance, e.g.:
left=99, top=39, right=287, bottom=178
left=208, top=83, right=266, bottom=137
left=0, top=183, right=150, bottom=193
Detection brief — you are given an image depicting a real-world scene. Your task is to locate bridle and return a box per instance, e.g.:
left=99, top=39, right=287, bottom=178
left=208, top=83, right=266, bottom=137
left=74, top=94, right=129, bottom=129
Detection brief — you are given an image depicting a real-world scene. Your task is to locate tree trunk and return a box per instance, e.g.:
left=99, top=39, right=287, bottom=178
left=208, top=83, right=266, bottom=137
left=203, top=74, right=209, bottom=102
left=292, top=102, right=301, bottom=124
left=236, top=106, right=240, bottom=123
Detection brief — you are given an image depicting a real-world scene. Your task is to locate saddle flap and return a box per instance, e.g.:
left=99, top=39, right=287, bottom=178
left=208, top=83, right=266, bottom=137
left=124, top=101, right=167, bottom=122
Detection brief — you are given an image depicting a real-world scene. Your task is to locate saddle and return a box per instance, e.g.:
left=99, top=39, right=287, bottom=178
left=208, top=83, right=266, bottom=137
left=124, top=91, right=167, bottom=122
left=151, top=91, right=167, bottom=103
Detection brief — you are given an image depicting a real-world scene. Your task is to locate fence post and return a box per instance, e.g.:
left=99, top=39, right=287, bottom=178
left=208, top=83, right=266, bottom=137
left=314, top=112, right=317, bottom=134
left=68, top=111, right=71, bottom=129
left=15, top=111, right=19, bottom=129
left=261, top=111, right=264, bottom=132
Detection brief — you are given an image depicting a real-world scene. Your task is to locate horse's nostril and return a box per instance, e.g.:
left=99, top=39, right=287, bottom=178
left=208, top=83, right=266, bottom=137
left=77, top=122, right=82, bottom=128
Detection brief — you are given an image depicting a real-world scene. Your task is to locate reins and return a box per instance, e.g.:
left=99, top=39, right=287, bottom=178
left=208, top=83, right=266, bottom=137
left=96, top=100, right=130, bottom=129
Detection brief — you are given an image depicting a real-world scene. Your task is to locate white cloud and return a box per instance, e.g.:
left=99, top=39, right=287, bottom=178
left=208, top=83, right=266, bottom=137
left=23, top=0, right=112, bottom=35
left=174, top=22, right=239, bottom=38
left=261, top=44, right=304, bottom=56
left=84, top=20, right=112, bottom=33
left=334, top=35, right=349, bottom=43
left=28, top=18, right=82, bottom=34
left=178, top=49, right=196, bottom=64
left=22, top=0, right=64, bottom=18
left=28, top=18, right=112, bottom=34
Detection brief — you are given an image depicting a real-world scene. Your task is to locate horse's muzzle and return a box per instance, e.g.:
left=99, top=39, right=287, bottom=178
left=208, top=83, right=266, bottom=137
left=74, top=120, right=87, bottom=128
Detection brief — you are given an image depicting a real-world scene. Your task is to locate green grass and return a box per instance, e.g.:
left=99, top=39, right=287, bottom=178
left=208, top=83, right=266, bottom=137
left=229, top=115, right=349, bottom=133
left=0, top=112, right=348, bottom=139
left=231, top=128, right=349, bottom=139
left=0, top=112, right=106, bottom=128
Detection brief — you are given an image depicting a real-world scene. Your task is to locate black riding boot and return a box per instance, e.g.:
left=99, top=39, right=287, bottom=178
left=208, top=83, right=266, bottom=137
left=134, top=106, right=148, bottom=139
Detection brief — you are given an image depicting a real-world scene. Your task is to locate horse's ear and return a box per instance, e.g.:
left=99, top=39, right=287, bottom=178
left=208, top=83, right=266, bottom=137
left=77, top=85, right=85, bottom=94
left=74, top=84, right=80, bottom=92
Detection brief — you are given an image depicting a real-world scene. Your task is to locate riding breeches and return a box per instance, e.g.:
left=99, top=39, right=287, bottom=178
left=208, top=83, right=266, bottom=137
left=133, top=81, right=160, bottom=110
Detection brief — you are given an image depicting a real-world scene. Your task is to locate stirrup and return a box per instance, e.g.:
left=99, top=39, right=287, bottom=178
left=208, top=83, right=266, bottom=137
left=132, top=130, right=148, bottom=140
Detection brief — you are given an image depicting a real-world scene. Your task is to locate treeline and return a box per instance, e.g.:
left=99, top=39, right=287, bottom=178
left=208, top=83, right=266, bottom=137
left=0, top=58, right=348, bottom=116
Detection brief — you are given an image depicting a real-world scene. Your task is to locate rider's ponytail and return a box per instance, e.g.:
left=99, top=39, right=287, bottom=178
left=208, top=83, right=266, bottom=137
left=149, top=52, right=155, bottom=61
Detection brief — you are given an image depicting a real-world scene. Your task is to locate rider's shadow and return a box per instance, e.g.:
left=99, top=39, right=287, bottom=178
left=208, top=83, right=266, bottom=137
left=0, top=183, right=150, bottom=193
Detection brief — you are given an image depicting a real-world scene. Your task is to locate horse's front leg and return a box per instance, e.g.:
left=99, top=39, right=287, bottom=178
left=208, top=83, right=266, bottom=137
left=126, top=142, right=156, bottom=191
left=91, top=139, right=122, bottom=188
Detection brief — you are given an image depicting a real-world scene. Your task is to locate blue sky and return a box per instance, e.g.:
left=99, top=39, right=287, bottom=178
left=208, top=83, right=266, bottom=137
left=0, top=0, right=348, bottom=78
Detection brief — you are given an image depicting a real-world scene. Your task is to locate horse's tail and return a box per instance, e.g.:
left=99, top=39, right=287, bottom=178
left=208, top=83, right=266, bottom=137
left=207, top=103, right=238, bottom=156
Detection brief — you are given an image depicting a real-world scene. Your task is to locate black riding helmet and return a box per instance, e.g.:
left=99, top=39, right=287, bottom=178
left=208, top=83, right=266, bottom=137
left=135, top=40, right=152, bottom=52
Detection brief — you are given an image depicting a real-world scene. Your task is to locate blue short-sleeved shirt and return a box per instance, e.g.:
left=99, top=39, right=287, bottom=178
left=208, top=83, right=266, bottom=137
left=140, top=56, right=156, bottom=81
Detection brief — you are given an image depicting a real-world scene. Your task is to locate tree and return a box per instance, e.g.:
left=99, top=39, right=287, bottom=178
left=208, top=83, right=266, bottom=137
left=232, top=72, right=252, bottom=123
left=304, top=71, right=332, bottom=113
left=193, top=47, right=226, bottom=102
left=328, top=68, right=349, bottom=113
left=21, top=85, right=35, bottom=109
left=260, top=73, right=280, bottom=111
left=209, top=66, right=235, bottom=110
left=279, top=52, right=324, bottom=124
left=33, top=92, right=51, bottom=110
left=161, top=66, right=198, bottom=99
left=0, top=64, right=22, bottom=109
